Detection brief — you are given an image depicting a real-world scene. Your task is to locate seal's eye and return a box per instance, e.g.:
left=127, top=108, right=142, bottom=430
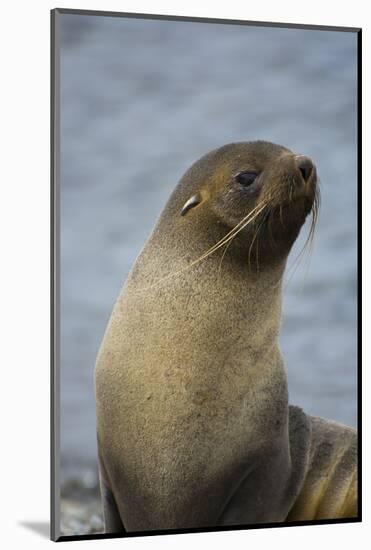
left=235, top=171, right=258, bottom=187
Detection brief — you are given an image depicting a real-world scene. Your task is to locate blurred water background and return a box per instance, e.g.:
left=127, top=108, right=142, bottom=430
left=58, top=13, right=357, bottom=535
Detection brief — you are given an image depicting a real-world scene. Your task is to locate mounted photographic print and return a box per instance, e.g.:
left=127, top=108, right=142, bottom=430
left=51, top=8, right=361, bottom=542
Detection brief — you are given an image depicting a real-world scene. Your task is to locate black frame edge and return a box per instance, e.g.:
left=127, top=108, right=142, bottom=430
left=55, top=517, right=361, bottom=543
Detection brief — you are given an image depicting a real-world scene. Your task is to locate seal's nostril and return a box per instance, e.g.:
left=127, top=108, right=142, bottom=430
left=296, top=156, right=313, bottom=182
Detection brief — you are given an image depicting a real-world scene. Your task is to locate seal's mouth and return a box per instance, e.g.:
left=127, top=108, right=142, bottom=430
left=248, top=164, right=320, bottom=266
left=283, top=173, right=317, bottom=207
left=262, top=166, right=319, bottom=226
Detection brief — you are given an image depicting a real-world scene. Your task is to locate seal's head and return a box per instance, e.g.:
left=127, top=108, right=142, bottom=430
left=179, top=141, right=319, bottom=269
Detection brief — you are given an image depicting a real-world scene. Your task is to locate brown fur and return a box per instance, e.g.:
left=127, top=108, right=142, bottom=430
left=94, top=141, right=357, bottom=532
left=287, top=412, right=357, bottom=521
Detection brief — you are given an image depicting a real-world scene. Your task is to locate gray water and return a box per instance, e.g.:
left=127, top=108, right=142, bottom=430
left=58, top=13, right=357, bottom=527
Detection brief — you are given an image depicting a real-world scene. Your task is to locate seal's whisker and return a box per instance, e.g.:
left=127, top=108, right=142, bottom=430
left=302, top=186, right=320, bottom=258
left=284, top=185, right=320, bottom=288
left=250, top=209, right=270, bottom=273
left=295, top=193, right=319, bottom=292
left=249, top=188, right=285, bottom=272
left=267, top=209, right=277, bottom=250
left=306, top=186, right=320, bottom=259
left=217, top=234, right=234, bottom=278
left=219, top=203, right=269, bottom=276
left=285, top=221, right=314, bottom=282
left=139, top=202, right=268, bottom=291
left=218, top=189, right=281, bottom=276
left=248, top=211, right=265, bottom=272
left=256, top=211, right=270, bottom=273
left=189, top=203, right=268, bottom=266
left=195, top=201, right=268, bottom=262
left=256, top=232, right=260, bottom=273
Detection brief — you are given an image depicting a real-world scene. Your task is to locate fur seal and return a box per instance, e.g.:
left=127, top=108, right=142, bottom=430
left=95, top=141, right=357, bottom=533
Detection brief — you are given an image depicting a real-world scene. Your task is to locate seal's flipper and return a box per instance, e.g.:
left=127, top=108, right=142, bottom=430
left=287, top=414, right=357, bottom=521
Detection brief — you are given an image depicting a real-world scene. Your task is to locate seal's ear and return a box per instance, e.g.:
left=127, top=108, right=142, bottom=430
left=181, top=193, right=202, bottom=216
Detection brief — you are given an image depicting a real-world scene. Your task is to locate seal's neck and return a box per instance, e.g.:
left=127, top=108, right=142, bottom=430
left=133, top=214, right=286, bottom=377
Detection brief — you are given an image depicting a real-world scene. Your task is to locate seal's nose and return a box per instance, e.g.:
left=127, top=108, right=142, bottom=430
left=296, top=156, right=314, bottom=182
